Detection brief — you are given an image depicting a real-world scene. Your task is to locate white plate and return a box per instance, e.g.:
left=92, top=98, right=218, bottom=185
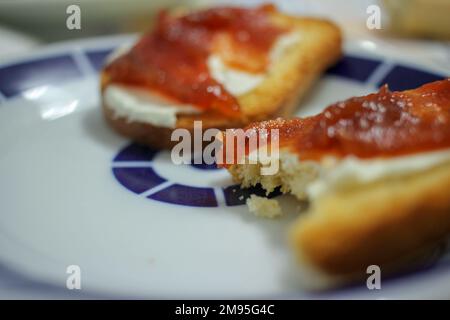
left=0, top=35, right=449, bottom=299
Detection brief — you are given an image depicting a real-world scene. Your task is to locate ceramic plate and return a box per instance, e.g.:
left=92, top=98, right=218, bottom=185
left=0, top=35, right=449, bottom=299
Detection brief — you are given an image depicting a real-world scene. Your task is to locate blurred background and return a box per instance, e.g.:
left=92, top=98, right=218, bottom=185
left=0, top=0, right=449, bottom=62
left=0, top=0, right=449, bottom=73
left=0, top=0, right=450, bottom=79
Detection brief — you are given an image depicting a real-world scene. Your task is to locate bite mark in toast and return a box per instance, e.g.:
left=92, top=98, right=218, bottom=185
left=226, top=79, right=450, bottom=278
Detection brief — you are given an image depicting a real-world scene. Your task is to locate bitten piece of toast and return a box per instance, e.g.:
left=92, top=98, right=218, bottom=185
left=226, top=79, right=450, bottom=279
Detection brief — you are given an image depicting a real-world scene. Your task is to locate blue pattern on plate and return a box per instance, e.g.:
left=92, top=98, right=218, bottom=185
left=0, top=55, right=82, bottom=98
left=112, top=142, right=274, bottom=207
left=326, top=55, right=381, bottom=82
left=113, top=167, right=166, bottom=194
left=86, top=48, right=114, bottom=71
left=378, top=65, right=444, bottom=91
left=149, top=184, right=218, bottom=207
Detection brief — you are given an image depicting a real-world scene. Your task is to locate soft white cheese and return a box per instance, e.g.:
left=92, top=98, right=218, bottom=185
left=104, top=31, right=301, bottom=127
left=207, top=31, right=302, bottom=96
left=306, top=149, right=450, bottom=199
left=207, top=55, right=265, bottom=96
left=104, top=85, right=200, bottom=128
left=270, top=31, right=302, bottom=61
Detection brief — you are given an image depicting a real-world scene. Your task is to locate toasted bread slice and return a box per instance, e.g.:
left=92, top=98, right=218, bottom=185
left=101, top=10, right=342, bottom=149
left=229, top=141, right=450, bottom=280
left=226, top=79, right=450, bottom=279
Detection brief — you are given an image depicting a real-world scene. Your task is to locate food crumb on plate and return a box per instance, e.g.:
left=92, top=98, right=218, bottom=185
left=246, top=195, right=283, bottom=219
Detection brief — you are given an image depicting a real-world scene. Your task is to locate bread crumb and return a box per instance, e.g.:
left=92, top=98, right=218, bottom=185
left=246, top=195, right=283, bottom=219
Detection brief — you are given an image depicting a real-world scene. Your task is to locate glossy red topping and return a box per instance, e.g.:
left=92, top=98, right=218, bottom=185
left=242, top=79, right=450, bottom=160
left=105, top=4, right=286, bottom=119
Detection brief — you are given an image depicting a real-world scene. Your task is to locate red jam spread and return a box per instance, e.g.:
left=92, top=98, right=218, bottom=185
left=104, top=4, right=286, bottom=119
left=239, top=79, right=450, bottom=161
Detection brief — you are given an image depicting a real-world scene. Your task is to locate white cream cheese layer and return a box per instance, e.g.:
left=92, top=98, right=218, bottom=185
left=207, top=31, right=302, bottom=96
left=104, top=31, right=301, bottom=128
left=104, top=85, right=200, bottom=128
left=206, top=55, right=265, bottom=96
left=306, top=149, right=450, bottom=199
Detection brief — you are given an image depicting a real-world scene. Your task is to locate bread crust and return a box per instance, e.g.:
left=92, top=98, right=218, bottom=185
left=101, top=12, right=342, bottom=149
left=227, top=146, right=450, bottom=278
left=290, top=162, right=450, bottom=276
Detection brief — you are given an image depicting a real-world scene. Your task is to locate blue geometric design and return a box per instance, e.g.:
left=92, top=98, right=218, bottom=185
left=326, top=55, right=381, bottom=83
left=112, top=142, right=281, bottom=207
left=112, top=167, right=166, bottom=194
left=377, top=65, right=444, bottom=91
left=149, top=184, right=218, bottom=207
left=86, top=48, right=114, bottom=71
left=0, top=55, right=82, bottom=98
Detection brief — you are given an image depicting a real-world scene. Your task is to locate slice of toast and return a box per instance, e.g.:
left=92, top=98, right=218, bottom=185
left=226, top=79, right=450, bottom=280
left=101, top=8, right=342, bottom=149
left=230, top=149, right=450, bottom=284
left=291, top=160, right=450, bottom=277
